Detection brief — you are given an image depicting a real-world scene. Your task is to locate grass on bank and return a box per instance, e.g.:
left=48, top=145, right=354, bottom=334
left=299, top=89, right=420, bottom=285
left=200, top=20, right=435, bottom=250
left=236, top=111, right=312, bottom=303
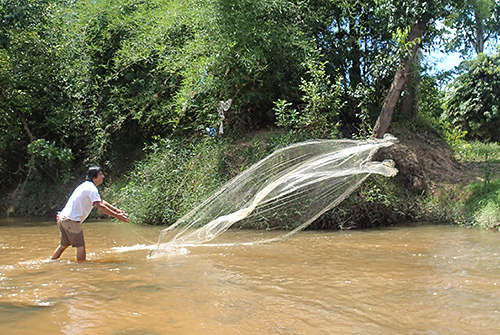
left=466, top=179, right=500, bottom=229
left=428, top=139, right=500, bottom=230
left=453, top=138, right=500, bottom=229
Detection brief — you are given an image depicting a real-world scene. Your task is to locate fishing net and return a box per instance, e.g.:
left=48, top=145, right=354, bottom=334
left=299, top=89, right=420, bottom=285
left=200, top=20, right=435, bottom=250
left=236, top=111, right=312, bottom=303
left=150, top=134, right=398, bottom=255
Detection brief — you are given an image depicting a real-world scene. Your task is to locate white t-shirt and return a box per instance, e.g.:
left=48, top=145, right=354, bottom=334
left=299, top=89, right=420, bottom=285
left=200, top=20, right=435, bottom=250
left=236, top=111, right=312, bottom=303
left=60, top=181, right=101, bottom=222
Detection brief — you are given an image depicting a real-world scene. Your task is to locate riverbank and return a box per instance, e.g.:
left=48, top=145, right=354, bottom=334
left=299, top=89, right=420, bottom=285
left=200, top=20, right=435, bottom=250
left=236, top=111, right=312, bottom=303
left=102, top=125, right=499, bottom=230
left=2, top=126, right=499, bottom=230
left=365, top=126, right=500, bottom=230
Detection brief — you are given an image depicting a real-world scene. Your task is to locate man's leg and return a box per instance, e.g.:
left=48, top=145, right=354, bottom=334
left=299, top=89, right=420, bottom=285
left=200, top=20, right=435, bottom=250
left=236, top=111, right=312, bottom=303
left=76, top=246, right=86, bottom=262
left=58, top=218, right=85, bottom=262
left=51, top=244, right=68, bottom=260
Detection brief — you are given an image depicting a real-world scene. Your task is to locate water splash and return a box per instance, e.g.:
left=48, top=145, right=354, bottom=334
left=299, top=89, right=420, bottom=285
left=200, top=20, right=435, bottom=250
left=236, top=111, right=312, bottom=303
left=150, top=134, right=398, bottom=257
left=111, top=244, right=157, bottom=253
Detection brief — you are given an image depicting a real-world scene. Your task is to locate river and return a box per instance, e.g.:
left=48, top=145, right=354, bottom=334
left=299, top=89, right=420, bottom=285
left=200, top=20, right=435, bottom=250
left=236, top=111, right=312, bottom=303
left=1, top=218, right=499, bottom=334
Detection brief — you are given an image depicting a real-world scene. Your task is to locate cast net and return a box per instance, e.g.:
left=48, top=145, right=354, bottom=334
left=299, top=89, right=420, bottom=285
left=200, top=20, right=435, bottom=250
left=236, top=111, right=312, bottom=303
left=150, top=134, right=398, bottom=256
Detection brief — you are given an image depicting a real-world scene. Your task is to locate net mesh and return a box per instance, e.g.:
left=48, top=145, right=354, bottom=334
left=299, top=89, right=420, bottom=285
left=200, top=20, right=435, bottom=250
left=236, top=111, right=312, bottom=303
left=150, top=134, right=399, bottom=256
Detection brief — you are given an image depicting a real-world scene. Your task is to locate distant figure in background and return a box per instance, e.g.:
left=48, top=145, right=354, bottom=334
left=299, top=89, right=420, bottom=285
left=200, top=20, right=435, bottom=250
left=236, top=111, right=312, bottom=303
left=51, top=166, right=129, bottom=262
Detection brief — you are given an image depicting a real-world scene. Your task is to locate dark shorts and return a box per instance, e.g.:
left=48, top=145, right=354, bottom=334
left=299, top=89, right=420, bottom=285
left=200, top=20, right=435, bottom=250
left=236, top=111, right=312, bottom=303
left=57, top=217, right=85, bottom=248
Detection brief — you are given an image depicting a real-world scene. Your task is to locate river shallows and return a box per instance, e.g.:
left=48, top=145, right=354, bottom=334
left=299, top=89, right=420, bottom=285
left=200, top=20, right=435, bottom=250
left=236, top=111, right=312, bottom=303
left=1, top=218, right=499, bottom=334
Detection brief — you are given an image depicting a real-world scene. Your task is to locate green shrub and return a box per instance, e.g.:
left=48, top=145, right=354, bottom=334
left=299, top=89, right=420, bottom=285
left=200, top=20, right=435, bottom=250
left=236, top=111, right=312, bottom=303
left=273, top=47, right=342, bottom=138
left=106, top=137, right=230, bottom=225
left=473, top=201, right=500, bottom=229
left=465, top=179, right=500, bottom=229
left=442, top=53, right=500, bottom=142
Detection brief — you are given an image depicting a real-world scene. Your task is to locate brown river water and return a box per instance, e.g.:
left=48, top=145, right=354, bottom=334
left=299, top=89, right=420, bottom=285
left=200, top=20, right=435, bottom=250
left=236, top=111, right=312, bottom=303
left=1, top=217, right=499, bottom=335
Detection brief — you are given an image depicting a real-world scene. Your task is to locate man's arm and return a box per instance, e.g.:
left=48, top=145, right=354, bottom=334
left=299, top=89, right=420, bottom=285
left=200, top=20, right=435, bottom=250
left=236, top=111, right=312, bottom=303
left=94, top=200, right=130, bottom=222
left=102, top=200, right=126, bottom=214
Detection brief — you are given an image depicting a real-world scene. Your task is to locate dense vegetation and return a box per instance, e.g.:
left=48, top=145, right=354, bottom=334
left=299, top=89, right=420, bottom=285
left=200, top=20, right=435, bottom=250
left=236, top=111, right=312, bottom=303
left=1, top=0, right=499, bottom=229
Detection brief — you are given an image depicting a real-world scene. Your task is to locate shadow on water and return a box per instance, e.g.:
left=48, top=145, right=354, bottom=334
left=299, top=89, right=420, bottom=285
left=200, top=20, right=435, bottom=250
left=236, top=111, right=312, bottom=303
left=0, top=216, right=54, bottom=227
left=0, top=302, right=52, bottom=326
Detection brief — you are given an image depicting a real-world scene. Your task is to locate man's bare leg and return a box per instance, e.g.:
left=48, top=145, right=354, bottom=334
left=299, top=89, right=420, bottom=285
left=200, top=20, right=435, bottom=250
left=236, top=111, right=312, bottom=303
left=76, top=246, right=86, bottom=262
left=51, top=244, right=68, bottom=260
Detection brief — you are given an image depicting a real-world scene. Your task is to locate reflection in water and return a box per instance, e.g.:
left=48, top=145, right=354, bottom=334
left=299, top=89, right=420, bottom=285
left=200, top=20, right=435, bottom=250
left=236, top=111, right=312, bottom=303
left=1, top=218, right=500, bottom=334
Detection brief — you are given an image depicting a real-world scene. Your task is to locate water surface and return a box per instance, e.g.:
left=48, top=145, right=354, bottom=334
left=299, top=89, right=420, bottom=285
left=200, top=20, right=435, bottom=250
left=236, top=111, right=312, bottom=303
left=1, top=218, right=499, bottom=334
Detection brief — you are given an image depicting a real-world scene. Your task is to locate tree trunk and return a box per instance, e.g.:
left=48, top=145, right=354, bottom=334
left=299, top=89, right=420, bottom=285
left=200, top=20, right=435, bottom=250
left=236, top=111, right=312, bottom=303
left=400, top=48, right=422, bottom=119
left=474, top=10, right=484, bottom=54
left=372, top=19, right=428, bottom=139
left=17, top=111, right=35, bottom=143
left=348, top=16, right=362, bottom=88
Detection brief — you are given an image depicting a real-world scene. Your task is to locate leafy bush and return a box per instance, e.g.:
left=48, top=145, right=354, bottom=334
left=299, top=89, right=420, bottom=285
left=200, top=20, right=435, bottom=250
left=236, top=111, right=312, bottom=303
left=26, top=139, right=74, bottom=183
left=106, top=137, right=230, bottom=225
left=418, top=74, right=444, bottom=128
left=443, top=53, right=500, bottom=142
left=273, top=48, right=342, bottom=138
left=440, top=120, right=470, bottom=159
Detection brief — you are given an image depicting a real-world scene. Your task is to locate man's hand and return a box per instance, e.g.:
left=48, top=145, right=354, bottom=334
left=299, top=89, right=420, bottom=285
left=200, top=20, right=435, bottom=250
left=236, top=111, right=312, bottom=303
left=116, top=212, right=130, bottom=223
left=95, top=200, right=130, bottom=223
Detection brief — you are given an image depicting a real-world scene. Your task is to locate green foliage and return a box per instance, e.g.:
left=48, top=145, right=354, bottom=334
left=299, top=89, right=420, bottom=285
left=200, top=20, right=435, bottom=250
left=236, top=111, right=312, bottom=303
left=27, top=139, right=73, bottom=183
left=418, top=74, right=445, bottom=127
left=299, top=52, right=342, bottom=136
left=273, top=48, right=342, bottom=137
left=392, top=26, right=421, bottom=61
left=320, top=1, right=392, bottom=129
left=465, top=179, right=500, bottom=229
left=0, top=0, right=75, bottom=189
left=440, top=120, right=470, bottom=158
left=415, top=75, right=498, bottom=162
left=27, top=139, right=73, bottom=164
left=273, top=99, right=301, bottom=129
left=443, top=0, right=500, bottom=55
left=359, top=180, right=391, bottom=205
left=107, top=138, right=230, bottom=225
left=419, top=188, right=468, bottom=225
left=443, top=52, right=500, bottom=142
left=39, top=0, right=318, bottom=161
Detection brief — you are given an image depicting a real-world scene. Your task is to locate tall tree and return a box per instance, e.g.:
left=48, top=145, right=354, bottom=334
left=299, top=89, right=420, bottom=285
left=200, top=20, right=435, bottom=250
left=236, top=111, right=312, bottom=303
left=310, top=0, right=394, bottom=136
left=0, top=0, right=72, bottom=185
left=373, top=20, right=429, bottom=138
left=443, top=0, right=500, bottom=55
left=372, top=0, right=458, bottom=138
